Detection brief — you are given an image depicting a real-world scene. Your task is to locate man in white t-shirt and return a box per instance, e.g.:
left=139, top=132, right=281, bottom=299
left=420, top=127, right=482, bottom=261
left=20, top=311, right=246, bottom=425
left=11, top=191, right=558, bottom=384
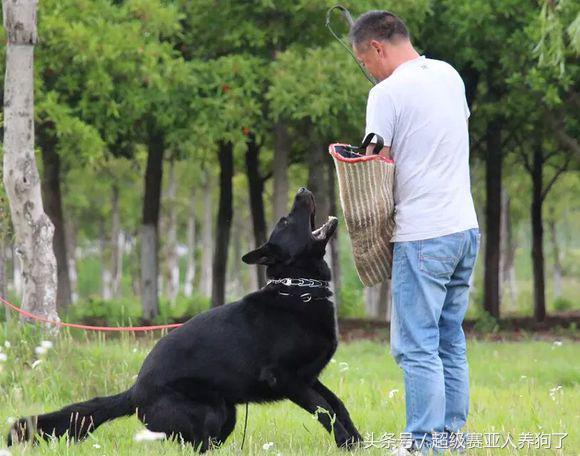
left=349, top=11, right=480, bottom=455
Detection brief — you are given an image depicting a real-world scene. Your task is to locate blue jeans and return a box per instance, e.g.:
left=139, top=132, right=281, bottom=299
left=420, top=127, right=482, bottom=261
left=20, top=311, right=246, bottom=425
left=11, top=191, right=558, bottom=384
left=390, top=228, right=480, bottom=453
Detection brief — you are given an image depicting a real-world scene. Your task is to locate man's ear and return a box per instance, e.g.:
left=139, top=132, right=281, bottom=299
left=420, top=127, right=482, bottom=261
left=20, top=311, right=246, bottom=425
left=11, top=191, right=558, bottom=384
left=242, top=243, right=276, bottom=265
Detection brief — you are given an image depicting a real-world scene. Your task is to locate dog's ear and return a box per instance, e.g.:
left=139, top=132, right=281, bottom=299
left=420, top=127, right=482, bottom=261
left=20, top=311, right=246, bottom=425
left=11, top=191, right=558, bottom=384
left=242, top=243, right=277, bottom=265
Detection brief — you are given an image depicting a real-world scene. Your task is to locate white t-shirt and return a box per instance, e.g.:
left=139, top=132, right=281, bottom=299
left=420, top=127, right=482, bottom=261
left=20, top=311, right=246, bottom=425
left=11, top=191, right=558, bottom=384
left=365, top=55, right=479, bottom=242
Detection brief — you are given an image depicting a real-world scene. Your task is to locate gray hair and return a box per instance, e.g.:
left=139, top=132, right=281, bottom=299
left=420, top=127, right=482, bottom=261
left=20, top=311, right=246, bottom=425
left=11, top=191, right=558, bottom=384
left=349, top=10, right=410, bottom=49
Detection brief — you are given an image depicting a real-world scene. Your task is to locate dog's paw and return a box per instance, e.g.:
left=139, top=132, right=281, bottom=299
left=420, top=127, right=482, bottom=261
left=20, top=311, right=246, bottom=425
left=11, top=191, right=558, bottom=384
left=338, top=433, right=363, bottom=451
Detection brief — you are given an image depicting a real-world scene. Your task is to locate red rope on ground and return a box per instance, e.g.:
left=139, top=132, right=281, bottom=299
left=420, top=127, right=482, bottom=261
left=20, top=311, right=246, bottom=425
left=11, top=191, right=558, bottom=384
left=0, top=295, right=183, bottom=332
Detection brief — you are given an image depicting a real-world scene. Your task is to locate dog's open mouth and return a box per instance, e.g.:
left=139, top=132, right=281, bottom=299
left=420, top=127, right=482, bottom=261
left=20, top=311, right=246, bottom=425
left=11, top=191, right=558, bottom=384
left=312, top=216, right=338, bottom=240
left=307, top=193, right=337, bottom=240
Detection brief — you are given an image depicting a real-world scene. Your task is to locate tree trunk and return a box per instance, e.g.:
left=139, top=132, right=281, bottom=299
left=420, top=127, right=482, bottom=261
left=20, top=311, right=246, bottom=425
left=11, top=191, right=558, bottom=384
left=548, top=207, right=562, bottom=300
left=0, top=234, right=6, bottom=302
left=140, top=126, right=164, bottom=319
left=327, top=158, right=341, bottom=308
left=184, top=186, right=197, bottom=298
left=110, top=184, right=123, bottom=298
left=64, top=218, right=78, bottom=303
left=531, top=147, right=546, bottom=322
left=307, top=141, right=330, bottom=228
left=38, top=124, right=72, bottom=310
left=164, top=158, right=179, bottom=304
left=212, top=142, right=233, bottom=307
left=273, top=121, right=290, bottom=224
left=2, top=0, right=59, bottom=325
left=100, top=219, right=112, bottom=300
left=499, top=189, right=517, bottom=312
left=365, top=280, right=391, bottom=321
left=245, top=132, right=267, bottom=288
left=483, top=119, right=502, bottom=319
left=128, top=232, right=140, bottom=297
left=12, top=244, right=22, bottom=298
left=200, top=171, right=213, bottom=298
left=229, top=212, right=243, bottom=297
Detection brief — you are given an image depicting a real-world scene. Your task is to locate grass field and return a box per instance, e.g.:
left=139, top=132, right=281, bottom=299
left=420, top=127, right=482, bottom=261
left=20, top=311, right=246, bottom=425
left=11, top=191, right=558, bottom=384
left=0, top=325, right=578, bottom=455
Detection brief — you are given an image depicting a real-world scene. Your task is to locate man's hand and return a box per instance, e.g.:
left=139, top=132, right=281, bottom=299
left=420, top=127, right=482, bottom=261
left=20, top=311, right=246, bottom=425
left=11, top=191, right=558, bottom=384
left=366, top=143, right=391, bottom=159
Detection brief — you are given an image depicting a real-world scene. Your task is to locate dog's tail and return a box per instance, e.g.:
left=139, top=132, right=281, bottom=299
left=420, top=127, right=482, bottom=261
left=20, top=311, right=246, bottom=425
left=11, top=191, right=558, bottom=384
left=7, top=387, right=134, bottom=445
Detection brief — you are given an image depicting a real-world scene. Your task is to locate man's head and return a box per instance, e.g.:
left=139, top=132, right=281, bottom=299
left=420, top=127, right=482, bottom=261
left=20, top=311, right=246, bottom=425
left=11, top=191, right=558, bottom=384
left=350, top=11, right=416, bottom=81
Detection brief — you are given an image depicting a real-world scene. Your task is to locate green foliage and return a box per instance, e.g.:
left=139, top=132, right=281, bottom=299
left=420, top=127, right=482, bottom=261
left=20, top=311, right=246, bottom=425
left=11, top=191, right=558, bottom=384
left=66, top=293, right=210, bottom=326
left=473, top=309, right=500, bottom=334
left=553, top=297, right=574, bottom=312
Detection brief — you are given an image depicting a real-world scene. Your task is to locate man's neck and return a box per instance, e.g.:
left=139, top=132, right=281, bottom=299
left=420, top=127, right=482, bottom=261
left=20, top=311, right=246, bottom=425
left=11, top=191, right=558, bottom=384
left=383, top=43, right=420, bottom=79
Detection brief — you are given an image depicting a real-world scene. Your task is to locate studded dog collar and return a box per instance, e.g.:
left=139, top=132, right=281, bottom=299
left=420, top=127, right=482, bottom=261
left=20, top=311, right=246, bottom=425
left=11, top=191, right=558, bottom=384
left=266, top=278, right=330, bottom=302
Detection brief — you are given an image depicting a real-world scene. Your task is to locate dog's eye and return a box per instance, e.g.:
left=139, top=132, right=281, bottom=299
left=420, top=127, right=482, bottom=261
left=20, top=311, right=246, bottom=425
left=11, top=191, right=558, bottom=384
left=280, top=217, right=288, bottom=226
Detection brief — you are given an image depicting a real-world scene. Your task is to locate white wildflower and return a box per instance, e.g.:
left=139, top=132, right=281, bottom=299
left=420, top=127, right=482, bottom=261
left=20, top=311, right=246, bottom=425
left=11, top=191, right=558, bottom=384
left=31, top=360, right=43, bottom=369
left=339, top=362, right=349, bottom=372
left=549, top=385, right=563, bottom=401
left=92, top=443, right=101, bottom=449
left=132, top=348, right=138, bottom=353
left=3, top=341, right=10, bottom=349
left=262, top=442, right=274, bottom=450
left=330, top=358, right=336, bottom=363
left=6, top=417, right=15, bottom=425
left=40, top=340, right=53, bottom=349
left=520, top=375, right=527, bottom=380
left=35, top=346, right=47, bottom=356
left=0, top=353, right=7, bottom=363
left=133, top=429, right=166, bottom=442
left=553, top=340, right=563, bottom=347
left=388, top=389, right=399, bottom=399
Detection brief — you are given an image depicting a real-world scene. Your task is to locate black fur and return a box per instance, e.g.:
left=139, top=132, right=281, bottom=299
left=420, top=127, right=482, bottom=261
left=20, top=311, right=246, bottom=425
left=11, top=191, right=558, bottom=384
left=7, top=188, right=361, bottom=452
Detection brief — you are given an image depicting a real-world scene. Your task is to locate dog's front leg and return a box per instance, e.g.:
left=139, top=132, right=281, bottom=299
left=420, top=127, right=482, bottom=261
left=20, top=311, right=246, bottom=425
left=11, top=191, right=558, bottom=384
left=312, top=379, right=362, bottom=445
left=281, top=380, right=354, bottom=450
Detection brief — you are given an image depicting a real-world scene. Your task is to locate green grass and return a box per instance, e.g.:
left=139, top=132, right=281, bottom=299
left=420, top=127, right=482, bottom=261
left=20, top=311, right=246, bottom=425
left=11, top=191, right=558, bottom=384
left=0, top=325, right=578, bottom=455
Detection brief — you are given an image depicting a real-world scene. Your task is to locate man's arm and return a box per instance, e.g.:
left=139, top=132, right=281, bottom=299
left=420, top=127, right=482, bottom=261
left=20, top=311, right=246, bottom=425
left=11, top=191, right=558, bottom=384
left=366, top=144, right=392, bottom=159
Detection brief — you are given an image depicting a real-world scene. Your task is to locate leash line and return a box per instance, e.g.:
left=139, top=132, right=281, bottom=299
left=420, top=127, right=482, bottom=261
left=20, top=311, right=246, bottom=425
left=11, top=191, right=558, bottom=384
left=240, top=402, right=249, bottom=451
left=0, top=295, right=183, bottom=332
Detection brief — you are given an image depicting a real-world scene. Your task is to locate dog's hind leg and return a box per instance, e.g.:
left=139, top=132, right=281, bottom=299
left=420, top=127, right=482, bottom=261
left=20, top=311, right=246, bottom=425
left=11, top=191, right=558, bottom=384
left=137, top=394, right=229, bottom=453
left=215, top=403, right=236, bottom=445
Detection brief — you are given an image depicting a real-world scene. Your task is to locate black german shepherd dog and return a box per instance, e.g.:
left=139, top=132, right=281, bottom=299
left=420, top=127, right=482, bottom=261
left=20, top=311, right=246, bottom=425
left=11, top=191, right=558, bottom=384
left=8, top=187, right=362, bottom=451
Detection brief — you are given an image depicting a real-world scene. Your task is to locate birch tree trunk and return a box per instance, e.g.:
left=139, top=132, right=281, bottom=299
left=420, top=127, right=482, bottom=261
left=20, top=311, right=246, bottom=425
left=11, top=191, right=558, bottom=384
left=365, top=280, right=391, bottom=322
left=164, top=158, right=179, bottom=305
left=100, top=220, right=112, bottom=300
left=548, top=207, right=563, bottom=299
left=110, top=184, right=123, bottom=298
left=2, top=0, right=59, bottom=325
left=200, top=171, right=213, bottom=298
left=64, top=218, right=78, bottom=303
left=0, top=235, right=6, bottom=303
left=12, top=244, right=22, bottom=297
left=184, top=186, right=196, bottom=298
